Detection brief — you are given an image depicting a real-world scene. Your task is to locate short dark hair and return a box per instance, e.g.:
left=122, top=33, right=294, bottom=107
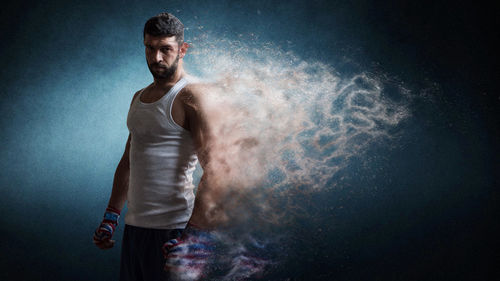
left=143, top=13, right=184, bottom=45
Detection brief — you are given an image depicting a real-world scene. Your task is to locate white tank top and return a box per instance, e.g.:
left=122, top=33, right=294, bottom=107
left=125, top=77, right=198, bottom=229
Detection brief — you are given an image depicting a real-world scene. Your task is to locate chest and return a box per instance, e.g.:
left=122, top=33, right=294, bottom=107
left=131, top=87, right=187, bottom=132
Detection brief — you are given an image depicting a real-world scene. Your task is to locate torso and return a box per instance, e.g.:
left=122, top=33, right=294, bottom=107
left=126, top=77, right=198, bottom=229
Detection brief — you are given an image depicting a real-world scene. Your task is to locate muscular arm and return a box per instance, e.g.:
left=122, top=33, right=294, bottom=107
left=94, top=91, right=139, bottom=249
left=182, top=84, right=230, bottom=229
left=106, top=90, right=141, bottom=209
left=106, top=133, right=131, bottom=210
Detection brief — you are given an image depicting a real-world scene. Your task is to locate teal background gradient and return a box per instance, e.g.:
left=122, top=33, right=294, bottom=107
left=1, top=0, right=498, bottom=280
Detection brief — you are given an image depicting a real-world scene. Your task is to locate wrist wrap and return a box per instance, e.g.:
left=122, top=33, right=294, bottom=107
left=93, top=206, right=121, bottom=242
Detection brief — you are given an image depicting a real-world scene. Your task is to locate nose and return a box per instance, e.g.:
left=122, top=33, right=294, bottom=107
left=154, top=50, right=163, bottom=63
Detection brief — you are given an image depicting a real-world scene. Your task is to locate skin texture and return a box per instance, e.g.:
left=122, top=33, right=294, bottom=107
left=94, top=34, right=221, bottom=249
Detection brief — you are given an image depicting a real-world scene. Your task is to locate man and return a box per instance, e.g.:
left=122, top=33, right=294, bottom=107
left=93, top=12, right=227, bottom=281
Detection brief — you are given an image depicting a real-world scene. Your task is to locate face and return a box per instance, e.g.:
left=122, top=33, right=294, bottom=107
left=144, top=34, right=187, bottom=80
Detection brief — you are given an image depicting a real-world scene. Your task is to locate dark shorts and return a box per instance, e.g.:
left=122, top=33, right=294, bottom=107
left=119, top=224, right=183, bottom=281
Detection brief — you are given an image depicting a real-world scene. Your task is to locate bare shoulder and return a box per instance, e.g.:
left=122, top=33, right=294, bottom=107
left=178, top=82, right=217, bottom=108
left=130, top=89, right=143, bottom=106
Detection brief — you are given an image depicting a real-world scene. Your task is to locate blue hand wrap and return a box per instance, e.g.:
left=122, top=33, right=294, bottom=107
left=104, top=211, right=119, bottom=222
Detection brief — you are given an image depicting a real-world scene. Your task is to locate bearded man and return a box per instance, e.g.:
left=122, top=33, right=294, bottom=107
left=93, top=12, right=229, bottom=281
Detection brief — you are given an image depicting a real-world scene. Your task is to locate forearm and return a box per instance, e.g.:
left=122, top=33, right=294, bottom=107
left=188, top=169, right=230, bottom=229
left=107, top=157, right=130, bottom=210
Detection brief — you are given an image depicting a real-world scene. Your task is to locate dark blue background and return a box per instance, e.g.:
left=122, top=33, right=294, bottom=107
left=1, top=0, right=498, bottom=280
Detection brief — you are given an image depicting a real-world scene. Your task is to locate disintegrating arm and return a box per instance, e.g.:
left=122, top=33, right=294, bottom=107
left=182, top=84, right=230, bottom=229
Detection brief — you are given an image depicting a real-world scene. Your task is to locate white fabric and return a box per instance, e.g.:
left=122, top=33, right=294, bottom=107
left=125, top=77, right=198, bottom=229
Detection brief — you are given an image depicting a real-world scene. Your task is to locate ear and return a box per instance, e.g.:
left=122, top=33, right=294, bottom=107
left=179, top=42, right=190, bottom=59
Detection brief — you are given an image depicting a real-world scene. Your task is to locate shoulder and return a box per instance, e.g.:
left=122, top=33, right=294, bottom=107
left=181, top=82, right=213, bottom=96
left=132, top=90, right=141, bottom=102
left=129, top=86, right=149, bottom=106
left=178, top=82, right=216, bottom=108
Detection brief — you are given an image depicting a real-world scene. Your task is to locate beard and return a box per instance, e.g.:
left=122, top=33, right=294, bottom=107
left=148, top=53, right=180, bottom=80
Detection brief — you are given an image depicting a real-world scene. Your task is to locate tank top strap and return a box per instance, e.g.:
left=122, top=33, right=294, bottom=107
left=161, top=77, right=189, bottom=131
